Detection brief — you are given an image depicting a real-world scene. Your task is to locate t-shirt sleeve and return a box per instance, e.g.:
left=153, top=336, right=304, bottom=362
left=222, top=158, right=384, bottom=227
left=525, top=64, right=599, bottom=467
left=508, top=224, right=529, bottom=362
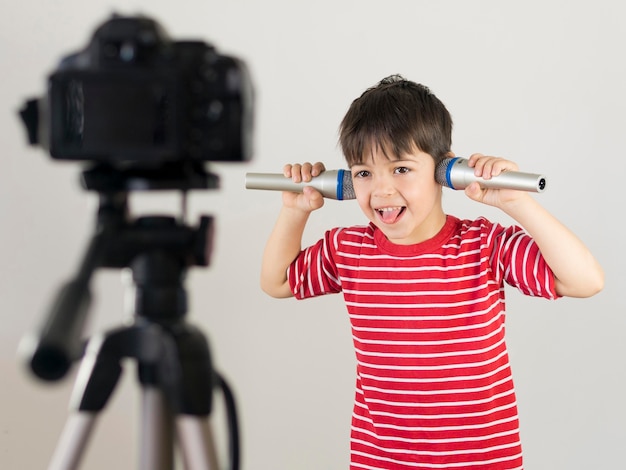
left=287, top=228, right=342, bottom=300
left=488, top=222, right=560, bottom=300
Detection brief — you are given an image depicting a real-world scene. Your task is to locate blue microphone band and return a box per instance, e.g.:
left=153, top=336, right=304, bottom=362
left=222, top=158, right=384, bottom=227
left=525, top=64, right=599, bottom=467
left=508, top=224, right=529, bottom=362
left=445, top=157, right=460, bottom=190
left=337, top=169, right=345, bottom=200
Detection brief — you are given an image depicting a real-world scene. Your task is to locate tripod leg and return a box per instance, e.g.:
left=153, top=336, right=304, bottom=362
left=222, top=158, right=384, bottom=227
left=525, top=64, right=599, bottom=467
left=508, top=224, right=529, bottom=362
left=139, top=386, right=174, bottom=470
left=176, top=415, right=219, bottom=470
left=47, top=413, right=98, bottom=470
left=46, top=331, right=122, bottom=470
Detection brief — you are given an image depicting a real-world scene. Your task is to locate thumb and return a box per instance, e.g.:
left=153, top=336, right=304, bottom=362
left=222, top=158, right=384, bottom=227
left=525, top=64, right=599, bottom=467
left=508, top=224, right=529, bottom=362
left=464, top=182, right=484, bottom=202
left=303, top=185, right=325, bottom=210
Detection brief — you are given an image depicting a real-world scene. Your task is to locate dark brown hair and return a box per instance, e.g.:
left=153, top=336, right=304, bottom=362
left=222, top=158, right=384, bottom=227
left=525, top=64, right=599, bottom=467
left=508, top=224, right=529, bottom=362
left=339, top=75, right=453, bottom=167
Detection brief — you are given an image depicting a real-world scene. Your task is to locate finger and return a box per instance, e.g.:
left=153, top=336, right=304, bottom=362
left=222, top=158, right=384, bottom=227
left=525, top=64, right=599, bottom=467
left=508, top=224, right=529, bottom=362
left=282, top=164, right=291, bottom=177
left=493, top=159, right=518, bottom=174
left=300, top=162, right=314, bottom=182
left=489, top=160, right=506, bottom=177
left=470, top=154, right=488, bottom=176
left=476, top=156, right=500, bottom=179
left=290, top=163, right=303, bottom=182
left=483, top=158, right=516, bottom=177
left=467, top=153, right=484, bottom=167
left=311, top=162, right=325, bottom=177
left=479, top=158, right=497, bottom=179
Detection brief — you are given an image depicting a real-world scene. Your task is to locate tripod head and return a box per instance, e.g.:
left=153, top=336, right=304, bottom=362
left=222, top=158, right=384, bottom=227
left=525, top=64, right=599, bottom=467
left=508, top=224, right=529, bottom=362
left=22, top=162, right=217, bottom=381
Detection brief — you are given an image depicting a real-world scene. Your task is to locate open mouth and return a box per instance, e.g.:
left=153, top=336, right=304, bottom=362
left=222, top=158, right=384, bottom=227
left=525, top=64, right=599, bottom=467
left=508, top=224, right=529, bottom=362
left=376, top=206, right=406, bottom=224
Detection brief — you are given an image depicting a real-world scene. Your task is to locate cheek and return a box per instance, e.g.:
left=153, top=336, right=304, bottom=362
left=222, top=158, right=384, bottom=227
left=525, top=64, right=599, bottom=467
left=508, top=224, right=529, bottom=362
left=408, top=184, right=441, bottom=208
left=354, top=188, right=373, bottom=214
left=356, top=195, right=371, bottom=213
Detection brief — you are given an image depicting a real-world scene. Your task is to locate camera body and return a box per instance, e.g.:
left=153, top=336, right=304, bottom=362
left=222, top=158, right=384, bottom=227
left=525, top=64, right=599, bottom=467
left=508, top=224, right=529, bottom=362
left=21, top=15, right=253, bottom=167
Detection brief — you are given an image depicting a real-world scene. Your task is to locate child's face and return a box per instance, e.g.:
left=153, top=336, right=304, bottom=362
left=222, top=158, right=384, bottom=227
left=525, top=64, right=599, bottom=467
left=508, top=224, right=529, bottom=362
left=350, top=147, right=446, bottom=245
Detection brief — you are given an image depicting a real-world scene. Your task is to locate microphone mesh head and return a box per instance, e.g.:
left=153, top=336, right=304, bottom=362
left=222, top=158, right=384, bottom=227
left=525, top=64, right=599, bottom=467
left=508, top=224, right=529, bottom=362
left=434, top=157, right=454, bottom=188
left=342, top=170, right=356, bottom=200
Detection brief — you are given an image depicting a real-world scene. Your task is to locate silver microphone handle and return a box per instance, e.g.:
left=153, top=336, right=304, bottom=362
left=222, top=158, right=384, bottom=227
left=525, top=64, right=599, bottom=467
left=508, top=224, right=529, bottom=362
left=449, top=159, right=546, bottom=193
left=245, top=170, right=342, bottom=199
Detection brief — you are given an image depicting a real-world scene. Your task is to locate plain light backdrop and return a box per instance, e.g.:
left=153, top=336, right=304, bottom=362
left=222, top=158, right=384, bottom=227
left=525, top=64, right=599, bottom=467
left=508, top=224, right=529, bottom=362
left=1, top=1, right=624, bottom=468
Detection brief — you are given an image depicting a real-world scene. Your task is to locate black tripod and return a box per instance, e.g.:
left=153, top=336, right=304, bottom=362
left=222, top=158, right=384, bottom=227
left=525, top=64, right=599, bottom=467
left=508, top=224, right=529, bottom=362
left=21, top=164, right=240, bottom=470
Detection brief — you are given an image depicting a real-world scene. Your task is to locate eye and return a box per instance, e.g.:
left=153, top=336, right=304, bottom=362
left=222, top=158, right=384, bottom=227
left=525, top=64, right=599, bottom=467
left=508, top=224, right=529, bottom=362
left=353, top=170, right=370, bottom=178
left=394, top=166, right=410, bottom=174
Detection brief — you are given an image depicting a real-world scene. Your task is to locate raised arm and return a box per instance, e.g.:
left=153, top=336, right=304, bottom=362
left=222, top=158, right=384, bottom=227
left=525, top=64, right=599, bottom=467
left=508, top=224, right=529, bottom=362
left=464, top=154, right=604, bottom=298
left=499, top=195, right=604, bottom=297
left=260, top=162, right=326, bottom=298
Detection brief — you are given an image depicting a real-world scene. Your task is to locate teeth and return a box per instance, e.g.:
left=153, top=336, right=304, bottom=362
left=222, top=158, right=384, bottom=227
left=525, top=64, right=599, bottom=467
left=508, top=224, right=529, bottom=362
left=377, top=207, right=402, bottom=212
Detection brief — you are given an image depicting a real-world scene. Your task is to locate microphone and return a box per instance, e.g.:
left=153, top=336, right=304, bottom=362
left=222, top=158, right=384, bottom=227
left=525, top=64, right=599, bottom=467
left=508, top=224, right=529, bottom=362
left=245, top=169, right=356, bottom=200
left=435, top=157, right=547, bottom=193
left=245, top=157, right=546, bottom=200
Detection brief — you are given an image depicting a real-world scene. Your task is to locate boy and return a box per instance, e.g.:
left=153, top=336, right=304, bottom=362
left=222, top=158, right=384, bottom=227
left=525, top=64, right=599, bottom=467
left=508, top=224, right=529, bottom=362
left=260, top=75, right=603, bottom=469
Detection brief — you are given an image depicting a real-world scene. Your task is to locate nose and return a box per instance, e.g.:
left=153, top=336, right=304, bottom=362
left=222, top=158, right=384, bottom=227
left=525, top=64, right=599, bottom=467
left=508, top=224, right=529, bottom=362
left=372, top=172, right=396, bottom=197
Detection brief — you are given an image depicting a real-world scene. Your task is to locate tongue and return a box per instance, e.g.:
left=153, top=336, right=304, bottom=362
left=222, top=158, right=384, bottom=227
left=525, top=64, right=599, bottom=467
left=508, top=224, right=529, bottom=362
left=380, top=208, right=403, bottom=224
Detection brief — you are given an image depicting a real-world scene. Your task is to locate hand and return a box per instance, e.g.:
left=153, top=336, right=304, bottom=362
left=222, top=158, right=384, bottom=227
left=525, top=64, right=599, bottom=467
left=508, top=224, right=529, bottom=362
left=281, top=162, right=326, bottom=212
left=463, top=153, right=528, bottom=208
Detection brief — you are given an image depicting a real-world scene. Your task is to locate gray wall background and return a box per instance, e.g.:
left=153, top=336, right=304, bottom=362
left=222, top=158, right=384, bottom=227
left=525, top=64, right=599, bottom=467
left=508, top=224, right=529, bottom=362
left=1, top=1, right=624, bottom=468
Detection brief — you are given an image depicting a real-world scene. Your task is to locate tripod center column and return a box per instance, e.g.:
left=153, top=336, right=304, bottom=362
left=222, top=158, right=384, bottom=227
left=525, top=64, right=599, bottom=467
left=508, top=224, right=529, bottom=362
left=131, top=216, right=189, bottom=322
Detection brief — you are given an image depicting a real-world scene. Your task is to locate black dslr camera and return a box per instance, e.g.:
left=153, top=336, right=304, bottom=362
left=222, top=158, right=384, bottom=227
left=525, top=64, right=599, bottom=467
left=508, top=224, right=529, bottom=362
left=20, top=14, right=253, bottom=171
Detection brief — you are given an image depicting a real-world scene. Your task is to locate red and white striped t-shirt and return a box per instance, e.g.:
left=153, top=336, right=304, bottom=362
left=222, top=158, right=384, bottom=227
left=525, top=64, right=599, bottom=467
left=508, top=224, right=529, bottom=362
left=288, top=215, right=558, bottom=469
